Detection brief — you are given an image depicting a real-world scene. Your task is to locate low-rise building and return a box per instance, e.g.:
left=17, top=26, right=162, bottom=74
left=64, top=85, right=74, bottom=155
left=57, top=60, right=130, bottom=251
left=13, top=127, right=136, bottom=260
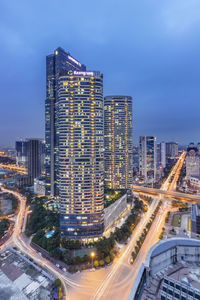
left=34, top=177, right=45, bottom=195
left=129, top=238, right=200, bottom=300
left=187, top=176, right=200, bottom=193
left=0, top=248, right=55, bottom=300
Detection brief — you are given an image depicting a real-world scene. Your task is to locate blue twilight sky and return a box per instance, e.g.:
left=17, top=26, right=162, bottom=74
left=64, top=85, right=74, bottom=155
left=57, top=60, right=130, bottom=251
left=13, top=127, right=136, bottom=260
left=0, top=0, right=200, bottom=146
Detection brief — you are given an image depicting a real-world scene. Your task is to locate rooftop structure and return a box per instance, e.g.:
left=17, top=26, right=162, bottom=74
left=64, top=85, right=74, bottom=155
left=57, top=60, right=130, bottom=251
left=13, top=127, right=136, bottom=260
left=129, top=238, right=200, bottom=300
left=0, top=248, right=55, bottom=300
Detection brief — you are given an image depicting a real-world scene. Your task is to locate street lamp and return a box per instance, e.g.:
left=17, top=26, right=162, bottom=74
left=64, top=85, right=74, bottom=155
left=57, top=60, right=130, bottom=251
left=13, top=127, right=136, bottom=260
left=90, top=251, right=95, bottom=268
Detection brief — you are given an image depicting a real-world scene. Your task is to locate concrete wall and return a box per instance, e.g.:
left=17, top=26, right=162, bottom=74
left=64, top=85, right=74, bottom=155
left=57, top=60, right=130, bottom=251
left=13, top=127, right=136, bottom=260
left=149, top=245, right=200, bottom=275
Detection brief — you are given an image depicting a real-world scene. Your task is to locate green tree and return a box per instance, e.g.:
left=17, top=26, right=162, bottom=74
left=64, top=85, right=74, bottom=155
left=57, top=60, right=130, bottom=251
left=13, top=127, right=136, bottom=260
left=54, top=279, right=62, bottom=288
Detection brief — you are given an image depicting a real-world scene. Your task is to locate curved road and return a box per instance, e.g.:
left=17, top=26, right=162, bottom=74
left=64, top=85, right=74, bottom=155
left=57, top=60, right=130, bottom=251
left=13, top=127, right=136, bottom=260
left=0, top=152, right=186, bottom=300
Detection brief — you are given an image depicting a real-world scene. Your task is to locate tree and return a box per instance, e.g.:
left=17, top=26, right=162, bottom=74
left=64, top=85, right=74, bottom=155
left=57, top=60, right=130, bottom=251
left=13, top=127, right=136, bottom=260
left=49, top=248, right=62, bottom=260
left=63, top=249, right=70, bottom=263
left=54, top=279, right=62, bottom=288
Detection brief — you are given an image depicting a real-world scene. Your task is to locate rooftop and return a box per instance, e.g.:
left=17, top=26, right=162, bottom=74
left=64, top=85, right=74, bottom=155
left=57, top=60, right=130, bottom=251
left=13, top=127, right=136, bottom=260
left=0, top=248, right=55, bottom=300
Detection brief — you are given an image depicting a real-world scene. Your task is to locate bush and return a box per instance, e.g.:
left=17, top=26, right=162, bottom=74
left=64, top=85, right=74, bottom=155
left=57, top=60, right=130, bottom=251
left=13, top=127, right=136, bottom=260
left=94, top=260, right=99, bottom=268
left=105, top=256, right=110, bottom=264
left=99, top=260, right=105, bottom=266
left=68, top=266, right=74, bottom=273
left=75, top=266, right=79, bottom=272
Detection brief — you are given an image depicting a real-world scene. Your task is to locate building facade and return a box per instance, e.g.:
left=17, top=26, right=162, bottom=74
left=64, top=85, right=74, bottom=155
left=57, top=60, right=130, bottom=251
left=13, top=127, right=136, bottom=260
left=191, top=204, right=200, bottom=235
left=166, top=142, right=178, bottom=161
left=45, top=47, right=86, bottom=197
left=139, top=136, right=157, bottom=182
left=34, top=177, right=46, bottom=195
left=186, top=145, right=200, bottom=178
left=104, top=96, right=133, bottom=190
left=15, top=140, right=28, bottom=167
left=58, top=70, right=104, bottom=239
left=160, top=142, right=166, bottom=168
left=27, top=139, right=44, bottom=185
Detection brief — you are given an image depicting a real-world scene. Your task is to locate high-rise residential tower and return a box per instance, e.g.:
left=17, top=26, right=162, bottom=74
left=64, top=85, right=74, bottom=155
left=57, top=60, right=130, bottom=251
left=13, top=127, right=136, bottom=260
left=157, top=142, right=166, bottom=168
left=160, top=141, right=166, bottom=168
left=104, top=96, right=133, bottom=190
left=27, top=139, right=44, bottom=185
left=45, top=47, right=86, bottom=197
left=58, top=70, right=104, bottom=239
left=139, top=136, right=157, bottom=182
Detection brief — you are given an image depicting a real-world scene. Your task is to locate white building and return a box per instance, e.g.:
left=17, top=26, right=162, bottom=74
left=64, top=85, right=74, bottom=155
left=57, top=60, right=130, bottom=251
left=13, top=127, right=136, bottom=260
left=34, top=178, right=45, bottom=195
left=186, top=146, right=200, bottom=178
left=129, top=238, right=200, bottom=300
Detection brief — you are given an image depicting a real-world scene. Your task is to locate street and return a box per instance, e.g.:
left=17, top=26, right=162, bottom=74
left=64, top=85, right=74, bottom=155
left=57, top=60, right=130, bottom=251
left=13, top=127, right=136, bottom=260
left=0, top=152, right=185, bottom=300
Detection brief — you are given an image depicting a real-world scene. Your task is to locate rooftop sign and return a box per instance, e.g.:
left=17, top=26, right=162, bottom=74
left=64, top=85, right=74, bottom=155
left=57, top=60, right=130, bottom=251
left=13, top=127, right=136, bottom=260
left=73, top=71, right=94, bottom=76
left=68, top=55, right=82, bottom=67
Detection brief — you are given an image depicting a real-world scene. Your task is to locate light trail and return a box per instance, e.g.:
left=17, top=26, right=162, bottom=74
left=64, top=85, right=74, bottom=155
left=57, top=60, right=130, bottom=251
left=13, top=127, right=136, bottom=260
left=91, top=152, right=186, bottom=300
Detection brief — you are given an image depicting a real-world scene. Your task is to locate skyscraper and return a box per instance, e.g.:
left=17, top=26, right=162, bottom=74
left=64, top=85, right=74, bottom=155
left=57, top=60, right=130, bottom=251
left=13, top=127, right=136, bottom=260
left=139, top=136, right=157, bottom=182
left=45, top=47, right=86, bottom=197
left=104, top=96, right=133, bottom=190
left=27, top=139, right=44, bottom=185
left=15, top=140, right=28, bottom=167
left=58, top=70, right=104, bottom=239
left=160, top=141, right=166, bottom=168
left=157, top=141, right=166, bottom=168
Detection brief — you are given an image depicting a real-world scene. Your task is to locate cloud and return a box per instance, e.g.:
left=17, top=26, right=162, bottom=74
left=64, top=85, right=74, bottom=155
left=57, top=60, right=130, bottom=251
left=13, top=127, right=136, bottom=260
left=161, top=0, right=200, bottom=36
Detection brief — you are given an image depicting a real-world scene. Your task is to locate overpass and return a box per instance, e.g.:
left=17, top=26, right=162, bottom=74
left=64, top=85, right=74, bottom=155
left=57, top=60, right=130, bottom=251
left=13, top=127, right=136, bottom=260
left=0, top=164, right=27, bottom=174
left=133, top=185, right=200, bottom=203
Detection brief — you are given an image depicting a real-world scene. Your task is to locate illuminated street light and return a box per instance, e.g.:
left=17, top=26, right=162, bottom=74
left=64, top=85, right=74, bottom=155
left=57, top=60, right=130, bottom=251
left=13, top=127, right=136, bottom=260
left=90, top=251, right=95, bottom=268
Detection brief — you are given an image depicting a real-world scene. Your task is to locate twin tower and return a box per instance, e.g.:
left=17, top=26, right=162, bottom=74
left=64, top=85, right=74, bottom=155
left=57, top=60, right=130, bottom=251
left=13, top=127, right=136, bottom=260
left=45, top=47, right=133, bottom=240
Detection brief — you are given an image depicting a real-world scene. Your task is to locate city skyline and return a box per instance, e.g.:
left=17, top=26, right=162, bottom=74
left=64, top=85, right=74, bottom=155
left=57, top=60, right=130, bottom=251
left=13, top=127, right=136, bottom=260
left=1, top=1, right=200, bottom=146
left=1, top=2, right=200, bottom=300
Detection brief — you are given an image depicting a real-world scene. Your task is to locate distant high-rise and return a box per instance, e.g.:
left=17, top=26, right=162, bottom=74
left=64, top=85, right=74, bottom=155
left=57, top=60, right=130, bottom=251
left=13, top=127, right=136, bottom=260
left=58, top=70, right=104, bottom=239
left=104, top=96, right=133, bottom=190
left=166, top=142, right=178, bottom=161
left=139, top=136, right=157, bottom=182
left=191, top=204, right=200, bottom=235
left=157, top=142, right=166, bottom=168
left=27, top=139, right=44, bottom=185
left=45, top=47, right=86, bottom=197
left=186, top=145, right=199, bottom=178
left=197, top=143, right=200, bottom=155
left=15, top=140, right=28, bottom=167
